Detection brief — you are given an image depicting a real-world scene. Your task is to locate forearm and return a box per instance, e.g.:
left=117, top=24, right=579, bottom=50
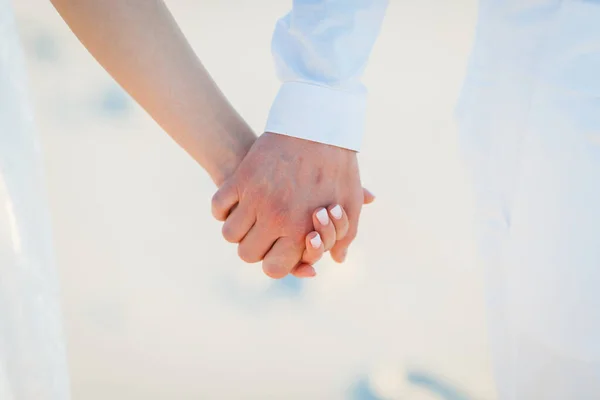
left=50, top=0, right=254, bottom=186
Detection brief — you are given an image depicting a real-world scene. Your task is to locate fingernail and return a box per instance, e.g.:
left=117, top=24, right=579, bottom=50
left=330, top=205, right=343, bottom=220
left=310, top=233, right=322, bottom=249
left=316, top=208, right=329, bottom=225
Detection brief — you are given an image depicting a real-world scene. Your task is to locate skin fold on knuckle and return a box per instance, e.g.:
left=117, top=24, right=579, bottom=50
left=262, top=261, right=288, bottom=279
left=211, top=191, right=225, bottom=220
left=211, top=182, right=240, bottom=221
left=221, top=222, right=240, bottom=243
left=237, top=244, right=261, bottom=264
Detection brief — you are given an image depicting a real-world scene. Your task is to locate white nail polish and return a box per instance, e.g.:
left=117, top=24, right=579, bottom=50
left=330, top=205, right=343, bottom=220
left=310, top=233, right=322, bottom=249
left=316, top=208, right=329, bottom=225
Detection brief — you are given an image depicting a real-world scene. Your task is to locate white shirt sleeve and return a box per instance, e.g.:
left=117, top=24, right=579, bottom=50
left=265, top=0, right=388, bottom=151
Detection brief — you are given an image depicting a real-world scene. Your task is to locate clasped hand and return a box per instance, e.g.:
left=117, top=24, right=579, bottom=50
left=212, top=132, right=374, bottom=279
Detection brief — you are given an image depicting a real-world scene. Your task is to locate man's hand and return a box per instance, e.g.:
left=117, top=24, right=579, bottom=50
left=211, top=132, right=365, bottom=279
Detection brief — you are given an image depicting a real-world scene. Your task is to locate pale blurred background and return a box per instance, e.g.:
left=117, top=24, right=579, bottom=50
left=13, top=1, right=493, bottom=398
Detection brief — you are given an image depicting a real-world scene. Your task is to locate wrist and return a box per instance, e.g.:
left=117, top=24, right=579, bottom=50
left=207, top=126, right=256, bottom=187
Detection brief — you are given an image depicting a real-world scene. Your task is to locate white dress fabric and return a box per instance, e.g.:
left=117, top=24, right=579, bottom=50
left=0, top=0, right=70, bottom=398
left=457, top=1, right=600, bottom=398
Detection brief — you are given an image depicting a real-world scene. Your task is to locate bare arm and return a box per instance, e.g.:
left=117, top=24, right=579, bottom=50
left=50, top=0, right=255, bottom=186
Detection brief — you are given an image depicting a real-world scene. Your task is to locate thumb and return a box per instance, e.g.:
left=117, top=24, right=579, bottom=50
left=363, top=188, right=376, bottom=205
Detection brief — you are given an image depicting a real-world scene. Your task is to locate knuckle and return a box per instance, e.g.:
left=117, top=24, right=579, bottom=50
left=265, top=203, right=291, bottom=230
left=261, top=197, right=310, bottom=238
left=335, top=219, right=349, bottom=237
left=335, top=220, right=349, bottom=233
left=221, top=223, right=240, bottom=243
left=339, top=210, right=350, bottom=223
left=332, top=216, right=347, bottom=230
left=211, top=190, right=221, bottom=207
left=211, top=192, right=226, bottom=220
left=272, top=203, right=290, bottom=223
left=335, top=230, right=348, bottom=242
left=262, top=262, right=288, bottom=279
left=212, top=185, right=228, bottom=205
left=321, top=234, right=335, bottom=250
left=238, top=244, right=261, bottom=264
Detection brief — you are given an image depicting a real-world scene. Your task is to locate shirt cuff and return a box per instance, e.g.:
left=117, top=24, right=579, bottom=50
left=264, top=82, right=367, bottom=152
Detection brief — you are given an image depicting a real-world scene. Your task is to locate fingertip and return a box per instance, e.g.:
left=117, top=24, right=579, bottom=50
left=363, top=188, right=376, bottom=205
left=330, top=244, right=349, bottom=264
left=292, top=264, right=317, bottom=278
left=332, top=251, right=347, bottom=263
